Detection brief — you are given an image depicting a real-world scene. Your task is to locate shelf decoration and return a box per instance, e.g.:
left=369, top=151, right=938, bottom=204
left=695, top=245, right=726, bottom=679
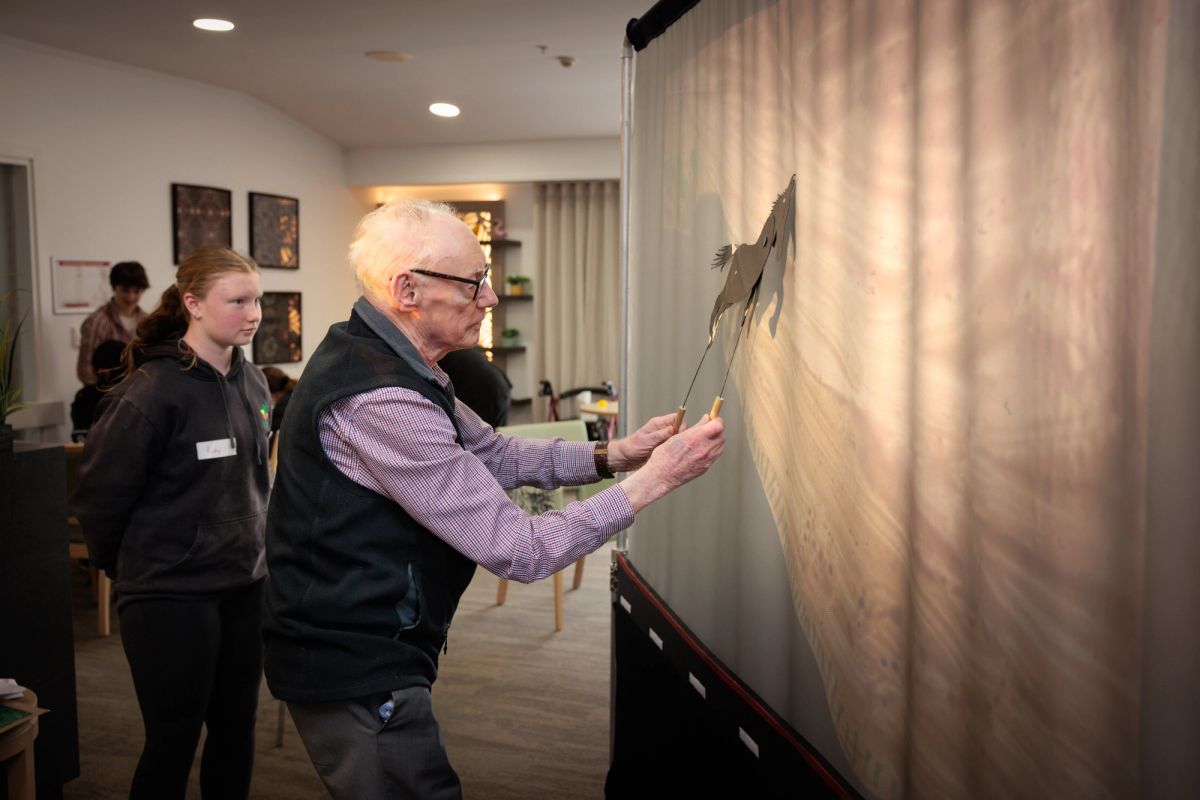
left=505, top=275, right=531, bottom=296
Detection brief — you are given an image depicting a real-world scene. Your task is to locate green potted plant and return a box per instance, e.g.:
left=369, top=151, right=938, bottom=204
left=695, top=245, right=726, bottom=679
left=504, top=274, right=531, bottom=296
left=500, top=327, right=521, bottom=348
left=0, top=291, right=30, bottom=454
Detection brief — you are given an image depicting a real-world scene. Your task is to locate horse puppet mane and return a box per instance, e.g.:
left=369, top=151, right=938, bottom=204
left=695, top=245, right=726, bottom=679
left=710, top=176, right=795, bottom=272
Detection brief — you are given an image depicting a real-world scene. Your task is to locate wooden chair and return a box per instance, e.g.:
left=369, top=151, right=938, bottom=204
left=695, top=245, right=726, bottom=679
left=266, top=430, right=289, bottom=747
left=268, top=429, right=280, bottom=478
left=494, top=419, right=597, bottom=631
left=64, top=442, right=112, bottom=637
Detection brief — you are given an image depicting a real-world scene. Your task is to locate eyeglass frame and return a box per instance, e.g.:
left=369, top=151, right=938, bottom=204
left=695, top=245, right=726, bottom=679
left=410, top=265, right=491, bottom=300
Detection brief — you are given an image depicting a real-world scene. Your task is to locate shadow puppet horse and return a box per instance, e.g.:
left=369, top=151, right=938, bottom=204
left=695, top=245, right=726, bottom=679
left=674, top=174, right=796, bottom=432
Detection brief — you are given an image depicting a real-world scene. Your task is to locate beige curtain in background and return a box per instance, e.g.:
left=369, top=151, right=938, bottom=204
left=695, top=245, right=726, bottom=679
left=534, top=181, right=620, bottom=418
left=626, top=1, right=1198, bottom=798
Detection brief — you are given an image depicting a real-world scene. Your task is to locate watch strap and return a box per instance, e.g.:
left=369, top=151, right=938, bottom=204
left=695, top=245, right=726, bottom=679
left=593, top=441, right=615, bottom=479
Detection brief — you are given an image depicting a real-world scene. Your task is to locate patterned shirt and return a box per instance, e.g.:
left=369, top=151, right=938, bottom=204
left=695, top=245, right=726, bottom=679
left=77, top=299, right=145, bottom=385
left=317, top=298, right=634, bottom=582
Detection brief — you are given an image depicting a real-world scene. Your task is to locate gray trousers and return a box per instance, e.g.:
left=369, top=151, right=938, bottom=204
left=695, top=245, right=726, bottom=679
left=288, top=686, right=462, bottom=800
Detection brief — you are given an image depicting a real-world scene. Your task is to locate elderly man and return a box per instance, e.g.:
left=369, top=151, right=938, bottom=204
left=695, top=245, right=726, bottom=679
left=263, top=199, right=723, bottom=800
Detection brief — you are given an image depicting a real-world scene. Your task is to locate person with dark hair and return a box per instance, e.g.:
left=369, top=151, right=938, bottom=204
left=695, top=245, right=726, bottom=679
left=438, top=346, right=512, bottom=427
left=72, top=246, right=271, bottom=800
left=76, top=260, right=150, bottom=386
left=69, top=339, right=127, bottom=436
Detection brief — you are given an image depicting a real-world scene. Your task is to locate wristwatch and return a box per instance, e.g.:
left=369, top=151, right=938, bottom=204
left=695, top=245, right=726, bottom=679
left=593, top=441, right=615, bottom=479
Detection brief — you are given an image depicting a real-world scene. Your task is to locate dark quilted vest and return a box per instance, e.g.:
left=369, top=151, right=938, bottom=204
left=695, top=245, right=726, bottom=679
left=263, top=311, right=477, bottom=703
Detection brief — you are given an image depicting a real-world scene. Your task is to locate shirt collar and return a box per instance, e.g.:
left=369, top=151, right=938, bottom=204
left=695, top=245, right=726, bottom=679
left=353, top=296, right=449, bottom=388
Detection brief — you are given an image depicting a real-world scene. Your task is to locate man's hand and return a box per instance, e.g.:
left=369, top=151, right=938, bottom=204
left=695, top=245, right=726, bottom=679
left=607, top=412, right=679, bottom=472
left=618, top=415, right=725, bottom=513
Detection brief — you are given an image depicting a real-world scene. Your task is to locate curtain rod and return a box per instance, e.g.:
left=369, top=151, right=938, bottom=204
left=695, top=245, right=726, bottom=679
left=625, top=0, right=702, bottom=51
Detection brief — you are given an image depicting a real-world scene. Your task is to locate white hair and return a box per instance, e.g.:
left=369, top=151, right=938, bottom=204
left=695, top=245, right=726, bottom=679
left=348, top=198, right=458, bottom=301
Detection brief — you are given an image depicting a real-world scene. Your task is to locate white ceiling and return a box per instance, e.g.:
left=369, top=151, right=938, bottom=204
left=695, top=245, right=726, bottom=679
left=0, top=0, right=652, bottom=149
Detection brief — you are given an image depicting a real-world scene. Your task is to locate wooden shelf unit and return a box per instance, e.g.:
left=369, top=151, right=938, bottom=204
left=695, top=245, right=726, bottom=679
left=452, top=200, right=532, bottom=424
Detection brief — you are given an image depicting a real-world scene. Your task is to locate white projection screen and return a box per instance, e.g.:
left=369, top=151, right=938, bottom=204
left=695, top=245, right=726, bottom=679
left=622, top=1, right=1198, bottom=799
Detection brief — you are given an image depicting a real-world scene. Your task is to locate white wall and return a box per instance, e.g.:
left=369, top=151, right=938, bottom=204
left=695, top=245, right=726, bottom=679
left=0, top=34, right=616, bottom=438
left=0, top=36, right=368, bottom=437
left=346, top=138, right=620, bottom=186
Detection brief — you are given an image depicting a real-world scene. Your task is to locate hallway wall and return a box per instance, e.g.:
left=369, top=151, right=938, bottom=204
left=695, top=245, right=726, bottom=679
left=0, top=35, right=368, bottom=437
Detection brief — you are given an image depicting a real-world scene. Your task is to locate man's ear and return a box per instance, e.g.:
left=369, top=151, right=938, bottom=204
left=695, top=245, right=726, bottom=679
left=391, top=270, right=420, bottom=312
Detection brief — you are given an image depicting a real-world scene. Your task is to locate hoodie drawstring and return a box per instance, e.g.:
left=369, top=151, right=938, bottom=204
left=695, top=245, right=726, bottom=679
left=214, top=373, right=240, bottom=457
left=215, top=371, right=266, bottom=467
left=234, top=372, right=266, bottom=466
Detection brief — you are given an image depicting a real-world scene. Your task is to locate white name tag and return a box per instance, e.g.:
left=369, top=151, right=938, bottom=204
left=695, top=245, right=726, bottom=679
left=196, top=438, right=238, bottom=460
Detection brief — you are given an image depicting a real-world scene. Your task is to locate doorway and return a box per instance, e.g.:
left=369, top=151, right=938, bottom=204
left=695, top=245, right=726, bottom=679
left=1, top=159, right=40, bottom=426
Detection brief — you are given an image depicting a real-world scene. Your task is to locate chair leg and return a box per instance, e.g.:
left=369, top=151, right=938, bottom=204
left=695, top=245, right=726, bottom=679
left=275, top=699, right=286, bottom=747
left=4, top=726, right=35, bottom=800
left=97, top=571, right=112, bottom=637
left=553, top=571, right=563, bottom=632
left=572, top=557, right=585, bottom=590
left=496, top=578, right=508, bottom=606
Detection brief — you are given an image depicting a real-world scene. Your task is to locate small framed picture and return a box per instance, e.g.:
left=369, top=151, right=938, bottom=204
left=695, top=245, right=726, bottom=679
left=249, top=192, right=300, bottom=269
left=171, top=183, right=232, bottom=265
left=253, top=291, right=302, bottom=364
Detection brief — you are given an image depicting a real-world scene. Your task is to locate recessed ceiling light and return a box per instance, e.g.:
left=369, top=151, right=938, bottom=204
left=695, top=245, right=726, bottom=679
left=193, top=18, right=235, bottom=32
left=366, top=50, right=413, bottom=63
left=429, top=103, right=460, bottom=118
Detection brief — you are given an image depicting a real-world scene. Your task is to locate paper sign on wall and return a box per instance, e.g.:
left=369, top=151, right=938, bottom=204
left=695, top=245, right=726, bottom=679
left=52, top=257, right=113, bottom=314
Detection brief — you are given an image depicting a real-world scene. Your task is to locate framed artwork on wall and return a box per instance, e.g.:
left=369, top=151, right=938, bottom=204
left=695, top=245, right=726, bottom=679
left=171, top=183, right=232, bottom=265
left=253, top=291, right=302, bottom=364
left=249, top=192, right=300, bottom=269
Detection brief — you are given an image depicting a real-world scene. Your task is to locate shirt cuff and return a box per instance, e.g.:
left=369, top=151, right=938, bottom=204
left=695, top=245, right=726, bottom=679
left=582, top=483, right=636, bottom=537
left=561, top=440, right=602, bottom=482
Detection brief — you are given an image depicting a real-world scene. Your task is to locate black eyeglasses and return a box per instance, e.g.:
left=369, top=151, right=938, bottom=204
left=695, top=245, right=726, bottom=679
left=411, top=265, right=490, bottom=300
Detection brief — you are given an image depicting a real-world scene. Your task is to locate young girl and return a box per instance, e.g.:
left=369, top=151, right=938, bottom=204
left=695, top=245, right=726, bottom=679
left=73, top=246, right=271, bottom=800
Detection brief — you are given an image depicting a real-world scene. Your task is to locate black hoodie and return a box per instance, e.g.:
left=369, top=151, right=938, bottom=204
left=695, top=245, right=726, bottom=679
left=72, top=339, right=271, bottom=597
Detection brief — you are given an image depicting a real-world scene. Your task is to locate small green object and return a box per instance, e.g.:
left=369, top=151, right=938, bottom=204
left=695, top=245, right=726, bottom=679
left=0, top=705, right=32, bottom=729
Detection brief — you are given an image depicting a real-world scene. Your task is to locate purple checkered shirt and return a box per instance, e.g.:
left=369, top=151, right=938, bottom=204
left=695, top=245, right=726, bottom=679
left=318, top=366, right=633, bottom=583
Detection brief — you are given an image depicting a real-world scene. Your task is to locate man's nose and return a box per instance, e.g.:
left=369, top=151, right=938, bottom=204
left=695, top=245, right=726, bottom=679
left=479, top=279, right=498, bottom=307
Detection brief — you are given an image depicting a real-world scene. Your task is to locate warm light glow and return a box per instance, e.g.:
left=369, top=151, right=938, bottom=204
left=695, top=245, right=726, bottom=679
left=480, top=312, right=494, bottom=352
left=429, top=102, right=461, bottom=118
left=367, top=184, right=506, bottom=205
left=192, top=18, right=235, bottom=32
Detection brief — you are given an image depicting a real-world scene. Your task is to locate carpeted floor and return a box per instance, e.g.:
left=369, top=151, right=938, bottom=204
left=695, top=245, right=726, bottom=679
left=64, top=548, right=616, bottom=799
